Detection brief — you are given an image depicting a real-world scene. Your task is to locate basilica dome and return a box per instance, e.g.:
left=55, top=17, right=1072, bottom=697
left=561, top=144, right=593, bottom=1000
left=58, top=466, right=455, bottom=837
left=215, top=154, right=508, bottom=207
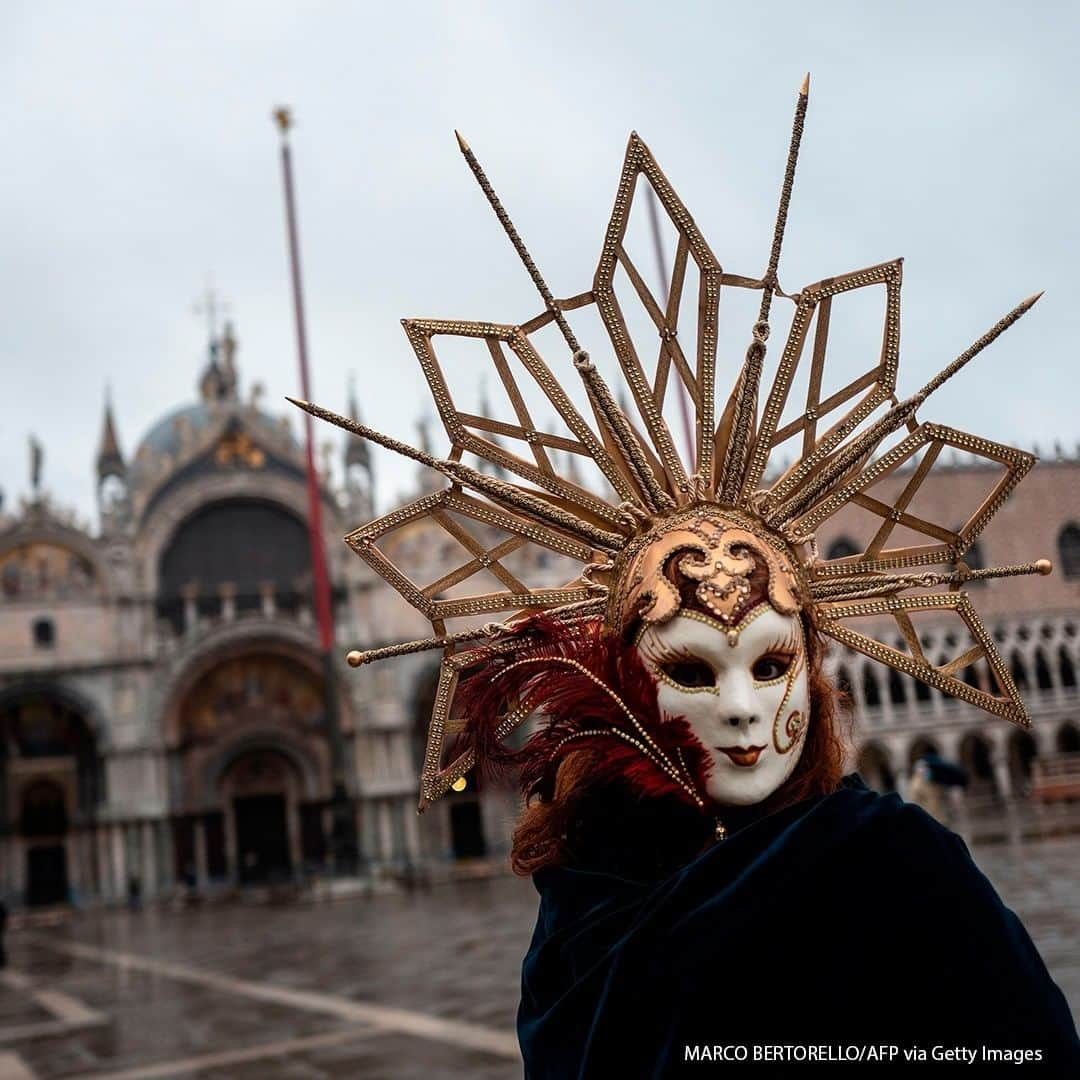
left=133, top=400, right=297, bottom=466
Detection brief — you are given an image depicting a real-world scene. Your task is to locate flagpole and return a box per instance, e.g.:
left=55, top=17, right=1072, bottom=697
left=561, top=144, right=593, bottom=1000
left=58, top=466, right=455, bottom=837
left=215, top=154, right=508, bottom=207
left=273, top=106, right=357, bottom=874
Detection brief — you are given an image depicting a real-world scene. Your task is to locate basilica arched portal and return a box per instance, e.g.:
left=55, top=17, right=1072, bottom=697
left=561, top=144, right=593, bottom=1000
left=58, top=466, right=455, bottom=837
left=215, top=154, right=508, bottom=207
left=0, top=688, right=101, bottom=905
left=166, top=648, right=335, bottom=886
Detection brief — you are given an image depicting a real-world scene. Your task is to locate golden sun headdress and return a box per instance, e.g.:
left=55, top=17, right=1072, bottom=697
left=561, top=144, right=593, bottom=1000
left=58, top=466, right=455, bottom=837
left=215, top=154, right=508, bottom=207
left=291, top=76, right=1050, bottom=811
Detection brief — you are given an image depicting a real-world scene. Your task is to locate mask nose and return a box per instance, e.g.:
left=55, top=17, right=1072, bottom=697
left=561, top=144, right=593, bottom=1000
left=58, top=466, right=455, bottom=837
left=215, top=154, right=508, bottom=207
left=718, top=671, right=759, bottom=731
left=726, top=713, right=759, bottom=728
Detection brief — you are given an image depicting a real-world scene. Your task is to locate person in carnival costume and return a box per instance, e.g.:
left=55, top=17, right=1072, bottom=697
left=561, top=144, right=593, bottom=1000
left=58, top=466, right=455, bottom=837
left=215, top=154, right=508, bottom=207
left=294, top=76, right=1080, bottom=1076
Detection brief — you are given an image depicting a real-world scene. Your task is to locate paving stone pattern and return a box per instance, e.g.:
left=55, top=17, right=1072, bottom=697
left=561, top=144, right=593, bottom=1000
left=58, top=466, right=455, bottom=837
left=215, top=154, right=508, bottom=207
left=0, top=836, right=1075, bottom=1078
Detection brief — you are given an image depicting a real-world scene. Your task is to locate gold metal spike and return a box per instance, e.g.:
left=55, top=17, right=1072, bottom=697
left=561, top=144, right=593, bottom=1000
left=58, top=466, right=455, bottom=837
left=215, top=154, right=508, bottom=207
left=454, top=132, right=671, bottom=514
left=717, top=74, right=810, bottom=503
left=808, top=559, right=1053, bottom=604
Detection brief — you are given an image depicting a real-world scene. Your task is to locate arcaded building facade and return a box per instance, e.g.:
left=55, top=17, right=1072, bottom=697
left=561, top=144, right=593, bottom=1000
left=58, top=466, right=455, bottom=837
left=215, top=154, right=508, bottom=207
left=814, top=451, right=1080, bottom=805
left=1, top=328, right=1078, bottom=905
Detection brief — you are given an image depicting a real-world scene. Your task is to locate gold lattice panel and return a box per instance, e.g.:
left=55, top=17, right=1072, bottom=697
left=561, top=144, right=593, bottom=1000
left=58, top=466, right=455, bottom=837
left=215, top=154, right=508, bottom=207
left=345, top=487, right=595, bottom=629
left=794, top=423, right=1034, bottom=575
left=402, top=318, right=637, bottom=527
left=590, top=132, right=731, bottom=497
left=817, top=593, right=1028, bottom=724
left=743, top=259, right=903, bottom=507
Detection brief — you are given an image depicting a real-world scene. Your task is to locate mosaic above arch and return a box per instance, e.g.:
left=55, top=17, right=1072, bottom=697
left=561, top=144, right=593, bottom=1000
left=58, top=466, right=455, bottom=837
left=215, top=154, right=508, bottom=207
left=0, top=542, right=100, bottom=602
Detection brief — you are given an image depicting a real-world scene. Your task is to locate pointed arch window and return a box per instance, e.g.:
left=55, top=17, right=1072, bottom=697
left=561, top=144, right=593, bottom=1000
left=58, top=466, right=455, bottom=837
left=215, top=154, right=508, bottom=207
left=953, top=524, right=985, bottom=586
left=1035, top=649, right=1054, bottom=692
left=888, top=667, right=907, bottom=706
left=1059, top=523, right=1080, bottom=580
left=862, top=667, right=881, bottom=708
left=963, top=540, right=986, bottom=586
left=1010, top=652, right=1030, bottom=692
left=1059, top=645, right=1076, bottom=689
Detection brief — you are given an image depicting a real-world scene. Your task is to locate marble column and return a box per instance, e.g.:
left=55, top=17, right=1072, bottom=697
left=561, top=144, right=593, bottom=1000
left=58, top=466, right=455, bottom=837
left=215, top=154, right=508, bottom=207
left=219, top=582, right=237, bottom=623
left=112, top=824, right=126, bottom=899
left=67, top=831, right=85, bottom=903
left=141, top=821, right=157, bottom=897
left=379, top=801, right=393, bottom=863
left=194, top=816, right=209, bottom=891
left=0, top=837, right=10, bottom=896
left=224, top=804, right=238, bottom=885
left=259, top=581, right=276, bottom=618
left=12, top=837, right=25, bottom=903
left=404, top=798, right=421, bottom=862
left=993, top=756, right=1013, bottom=800
left=96, top=827, right=112, bottom=902
left=160, top=820, right=175, bottom=894
left=180, top=584, right=199, bottom=636
left=286, top=797, right=302, bottom=877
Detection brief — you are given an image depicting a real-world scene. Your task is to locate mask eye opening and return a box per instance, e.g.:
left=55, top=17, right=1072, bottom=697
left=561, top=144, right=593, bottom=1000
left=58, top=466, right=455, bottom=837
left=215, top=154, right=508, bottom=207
left=751, top=652, right=795, bottom=682
left=660, top=659, right=716, bottom=689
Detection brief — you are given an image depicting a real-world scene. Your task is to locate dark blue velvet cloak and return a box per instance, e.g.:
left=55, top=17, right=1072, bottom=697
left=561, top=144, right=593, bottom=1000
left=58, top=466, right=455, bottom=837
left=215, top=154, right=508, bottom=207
left=518, top=776, right=1079, bottom=1076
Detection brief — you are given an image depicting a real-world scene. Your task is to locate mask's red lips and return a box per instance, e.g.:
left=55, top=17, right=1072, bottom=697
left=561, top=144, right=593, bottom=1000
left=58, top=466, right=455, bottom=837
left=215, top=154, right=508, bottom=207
left=717, top=745, right=766, bottom=767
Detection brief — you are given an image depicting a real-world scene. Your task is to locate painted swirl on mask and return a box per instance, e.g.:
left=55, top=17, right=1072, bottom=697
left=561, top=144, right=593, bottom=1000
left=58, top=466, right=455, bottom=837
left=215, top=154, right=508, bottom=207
left=771, top=621, right=808, bottom=754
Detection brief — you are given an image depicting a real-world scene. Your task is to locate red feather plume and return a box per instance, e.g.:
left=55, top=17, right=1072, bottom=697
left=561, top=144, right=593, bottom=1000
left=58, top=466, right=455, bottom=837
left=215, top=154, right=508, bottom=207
left=451, top=614, right=712, bottom=809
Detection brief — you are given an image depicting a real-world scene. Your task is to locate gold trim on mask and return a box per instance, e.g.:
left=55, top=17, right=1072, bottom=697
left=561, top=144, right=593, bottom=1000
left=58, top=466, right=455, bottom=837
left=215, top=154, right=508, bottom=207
left=771, top=619, right=808, bottom=755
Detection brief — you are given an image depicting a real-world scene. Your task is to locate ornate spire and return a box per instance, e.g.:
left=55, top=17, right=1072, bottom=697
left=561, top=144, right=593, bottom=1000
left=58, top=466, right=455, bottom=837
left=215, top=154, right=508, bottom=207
left=96, top=388, right=126, bottom=482
left=220, top=320, right=239, bottom=400
left=199, top=340, right=226, bottom=402
left=194, top=281, right=236, bottom=401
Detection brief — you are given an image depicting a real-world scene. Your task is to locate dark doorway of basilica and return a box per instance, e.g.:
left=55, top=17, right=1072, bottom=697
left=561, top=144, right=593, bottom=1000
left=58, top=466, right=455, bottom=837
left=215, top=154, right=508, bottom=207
left=20, top=780, right=69, bottom=906
left=223, top=749, right=302, bottom=886
left=174, top=654, right=329, bottom=886
left=2, top=693, right=99, bottom=907
left=449, top=772, right=488, bottom=859
left=450, top=800, right=487, bottom=858
left=26, top=845, right=67, bottom=906
left=235, top=793, right=292, bottom=884
left=414, top=671, right=489, bottom=860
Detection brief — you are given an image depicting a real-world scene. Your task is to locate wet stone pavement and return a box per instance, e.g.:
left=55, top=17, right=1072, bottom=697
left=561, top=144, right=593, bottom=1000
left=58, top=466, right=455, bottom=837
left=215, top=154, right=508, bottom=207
left=1, top=836, right=1077, bottom=1079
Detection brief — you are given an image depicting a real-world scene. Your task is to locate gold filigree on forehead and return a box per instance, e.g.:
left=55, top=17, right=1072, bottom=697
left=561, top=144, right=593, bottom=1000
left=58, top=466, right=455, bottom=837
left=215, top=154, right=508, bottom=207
left=616, top=506, right=803, bottom=633
left=293, top=78, right=1052, bottom=809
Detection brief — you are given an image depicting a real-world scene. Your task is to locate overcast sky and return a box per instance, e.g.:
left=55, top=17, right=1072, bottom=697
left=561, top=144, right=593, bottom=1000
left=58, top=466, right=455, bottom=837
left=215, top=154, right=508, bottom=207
left=3, top=0, right=1077, bottom=529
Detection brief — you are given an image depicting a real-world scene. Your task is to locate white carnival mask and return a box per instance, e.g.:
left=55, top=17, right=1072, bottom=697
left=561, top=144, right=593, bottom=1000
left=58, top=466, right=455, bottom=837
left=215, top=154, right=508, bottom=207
left=636, top=607, right=809, bottom=807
